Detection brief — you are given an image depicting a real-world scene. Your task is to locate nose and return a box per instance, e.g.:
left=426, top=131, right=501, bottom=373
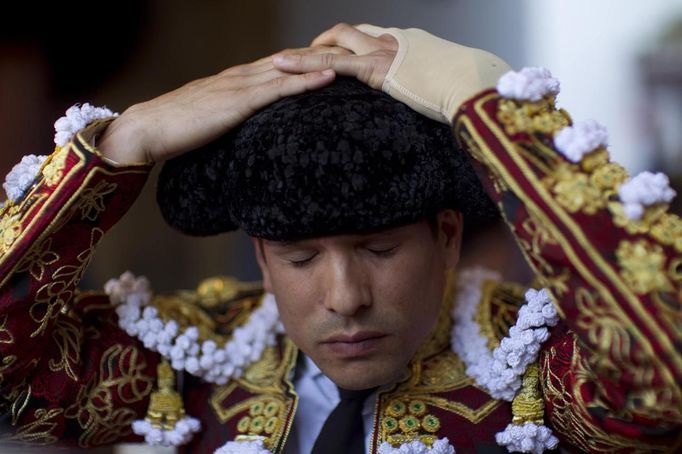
left=323, top=253, right=371, bottom=316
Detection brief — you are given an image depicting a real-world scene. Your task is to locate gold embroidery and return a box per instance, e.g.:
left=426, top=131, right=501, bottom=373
left=381, top=398, right=441, bottom=448
left=0, top=199, right=12, bottom=217
left=519, top=211, right=558, bottom=276
left=462, top=94, right=682, bottom=393
left=2, top=408, right=64, bottom=445
left=211, top=338, right=298, bottom=452
left=64, top=344, right=154, bottom=447
left=650, top=212, right=682, bottom=253
left=550, top=164, right=605, bottom=215
left=609, top=202, right=668, bottom=235
left=196, top=276, right=262, bottom=309
left=150, top=280, right=264, bottom=347
left=408, top=400, right=426, bottom=417
left=30, top=228, right=103, bottom=337
left=574, top=286, right=636, bottom=375
left=376, top=272, right=503, bottom=447
left=0, top=211, right=22, bottom=257
left=0, top=144, right=148, bottom=289
left=0, top=360, right=38, bottom=419
left=497, top=97, right=571, bottom=136
left=47, top=316, right=82, bottom=382
left=398, top=415, right=420, bottom=433
left=541, top=337, right=672, bottom=452
left=579, top=148, right=610, bottom=173
left=152, top=292, right=224, bottom=343
left=9, top=385, right=32, bottom=425
left=421, top=414, right=440, bottom=433
left=0, top=314, right=14, bottom=345
left=0, top=354, right=17, bottom=389
left=386, top=400, right=407, bottom=418
left=476, top=280, right=526, bottom=349
left=41, top=147, right=69, bottom=187
left=406, top=394, right=501, bottom=425
left=15, top=237, right=60, bottom=281
left=236, top=397, right=283, bottom=437
left=514, top=137, right=564, bottom=175
left=517, top=208, right=570, bottom=300
left=417, top=350, right=469, bottom=390
left=616, top=239, right=673, bottom=294
left=76, top=180, right=118, bottom=221
left=589, top=162, right=628, bottom=192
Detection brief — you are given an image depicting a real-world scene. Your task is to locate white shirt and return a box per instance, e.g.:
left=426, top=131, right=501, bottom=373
left=283, top=355, right=376, bottom=454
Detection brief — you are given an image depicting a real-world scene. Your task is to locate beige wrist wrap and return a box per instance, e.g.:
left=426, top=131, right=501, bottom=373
left=357, top=24, right=511, bottom=124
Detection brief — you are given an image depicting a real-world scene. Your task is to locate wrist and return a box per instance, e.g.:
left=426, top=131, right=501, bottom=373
left=96, top=109, right=150, bottom=165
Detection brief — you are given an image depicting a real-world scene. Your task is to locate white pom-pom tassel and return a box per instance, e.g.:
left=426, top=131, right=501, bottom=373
left=108, top=272, right=282, bottom=385
left=132, top=416, right=201, bottom=447
left=3, top=154, right=48, bottom=202
left=53, top=103, right=118, bottom=147
left=132, top=416, right=201, bottom=446
left=497, top=67, right=560, bottom=102
left=452, top=270, right=558, bottom=403
left=377, top=438, right=456, bottom=454
left=553, top=120, right=609, bottom=163
left=618, top=171, right=676, bottom=220
left=214, top=439, right=273, bottom=454
left=495, top=422, right=559, bottom=454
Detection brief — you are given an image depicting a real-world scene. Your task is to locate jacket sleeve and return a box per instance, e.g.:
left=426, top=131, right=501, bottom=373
left=453, top=85, right=682, bottom=451
left=0, top=121, right=160, bottom=448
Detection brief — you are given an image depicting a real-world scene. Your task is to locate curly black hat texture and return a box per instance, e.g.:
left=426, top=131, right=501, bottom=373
left=157, top=77, right=497, bottom=241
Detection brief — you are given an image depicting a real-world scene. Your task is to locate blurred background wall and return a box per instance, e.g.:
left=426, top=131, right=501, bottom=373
left=1, top=0, right=682, bottom=452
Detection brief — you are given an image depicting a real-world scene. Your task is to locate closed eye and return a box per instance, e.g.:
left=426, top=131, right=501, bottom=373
left=366, top=245, right=398, bottom=257
left=287, top=252, right=318, bottom=268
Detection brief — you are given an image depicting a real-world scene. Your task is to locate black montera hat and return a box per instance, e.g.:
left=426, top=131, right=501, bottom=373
left=157, top=77, right=497, bottom=241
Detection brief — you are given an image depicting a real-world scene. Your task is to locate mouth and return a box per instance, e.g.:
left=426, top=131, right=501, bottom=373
left=321, top=331, right=387, bottom=357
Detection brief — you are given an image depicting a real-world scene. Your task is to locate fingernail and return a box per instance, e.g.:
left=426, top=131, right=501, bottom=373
left=322, top=69, right=334, bottom=76
left=273, top=55, right=288, bottom=64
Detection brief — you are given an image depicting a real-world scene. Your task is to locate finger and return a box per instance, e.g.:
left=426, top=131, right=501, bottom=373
left=274, top=53, right=366, bottom=75
left=282, top=45, right=352, bottom=56
left=245, top=70, right=336, bottom=113
left=273, top=53, right=384, bottom=89
left=310, top=23, right=383, bottom=55
left=242, top=46, right=351, bottom=74
left=235, top=67, right=291, bottom=88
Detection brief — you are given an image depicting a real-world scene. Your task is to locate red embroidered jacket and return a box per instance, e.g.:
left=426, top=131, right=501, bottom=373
left=0, top=90, right=680, bottom=453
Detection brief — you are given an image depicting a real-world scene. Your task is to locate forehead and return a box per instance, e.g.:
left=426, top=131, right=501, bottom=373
left=261, top=221, right=429, bottom=249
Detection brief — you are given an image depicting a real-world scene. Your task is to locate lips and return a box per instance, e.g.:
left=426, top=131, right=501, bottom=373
left=321, top=331, right=387, bottom=357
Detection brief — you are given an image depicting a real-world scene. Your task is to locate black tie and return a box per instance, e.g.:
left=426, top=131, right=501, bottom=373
left=310, top=386, right=375, bottom=454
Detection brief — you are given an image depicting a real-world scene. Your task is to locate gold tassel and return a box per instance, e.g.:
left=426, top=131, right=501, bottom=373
left=145, top=359, right=186, bottom=430
left=511, top=362, right=545, bottom=425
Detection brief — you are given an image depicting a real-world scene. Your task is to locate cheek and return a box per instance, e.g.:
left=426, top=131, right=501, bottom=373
left=267, top=268, right=320, bottom=341
left=380, top=248, right=445, bottom=341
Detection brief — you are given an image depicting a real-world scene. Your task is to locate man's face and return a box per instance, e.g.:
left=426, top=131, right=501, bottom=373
left=253, top=210, right=462, bottom=390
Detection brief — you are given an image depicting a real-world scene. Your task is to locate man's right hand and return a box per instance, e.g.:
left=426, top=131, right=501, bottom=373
left=97, top=47, right=343, bottom=165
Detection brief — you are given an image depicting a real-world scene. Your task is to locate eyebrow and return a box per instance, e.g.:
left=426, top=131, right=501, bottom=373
left=265, top=239, right=310, bottom=249
left=269, top=229, right=406, bottom=248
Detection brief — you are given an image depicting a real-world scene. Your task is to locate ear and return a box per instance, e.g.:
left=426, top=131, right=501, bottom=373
left=251, top=237, right=273, bottom=293
left=437, top=209, right=463, bottom=269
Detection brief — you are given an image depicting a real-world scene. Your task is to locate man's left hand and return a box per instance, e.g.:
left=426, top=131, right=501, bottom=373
left=273, top=23, right=397, bottom=90
left=273, top=23, right=511, bottom=124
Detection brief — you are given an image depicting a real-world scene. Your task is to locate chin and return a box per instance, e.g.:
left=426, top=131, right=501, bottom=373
left=323, top=358, right=407, bottom=391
